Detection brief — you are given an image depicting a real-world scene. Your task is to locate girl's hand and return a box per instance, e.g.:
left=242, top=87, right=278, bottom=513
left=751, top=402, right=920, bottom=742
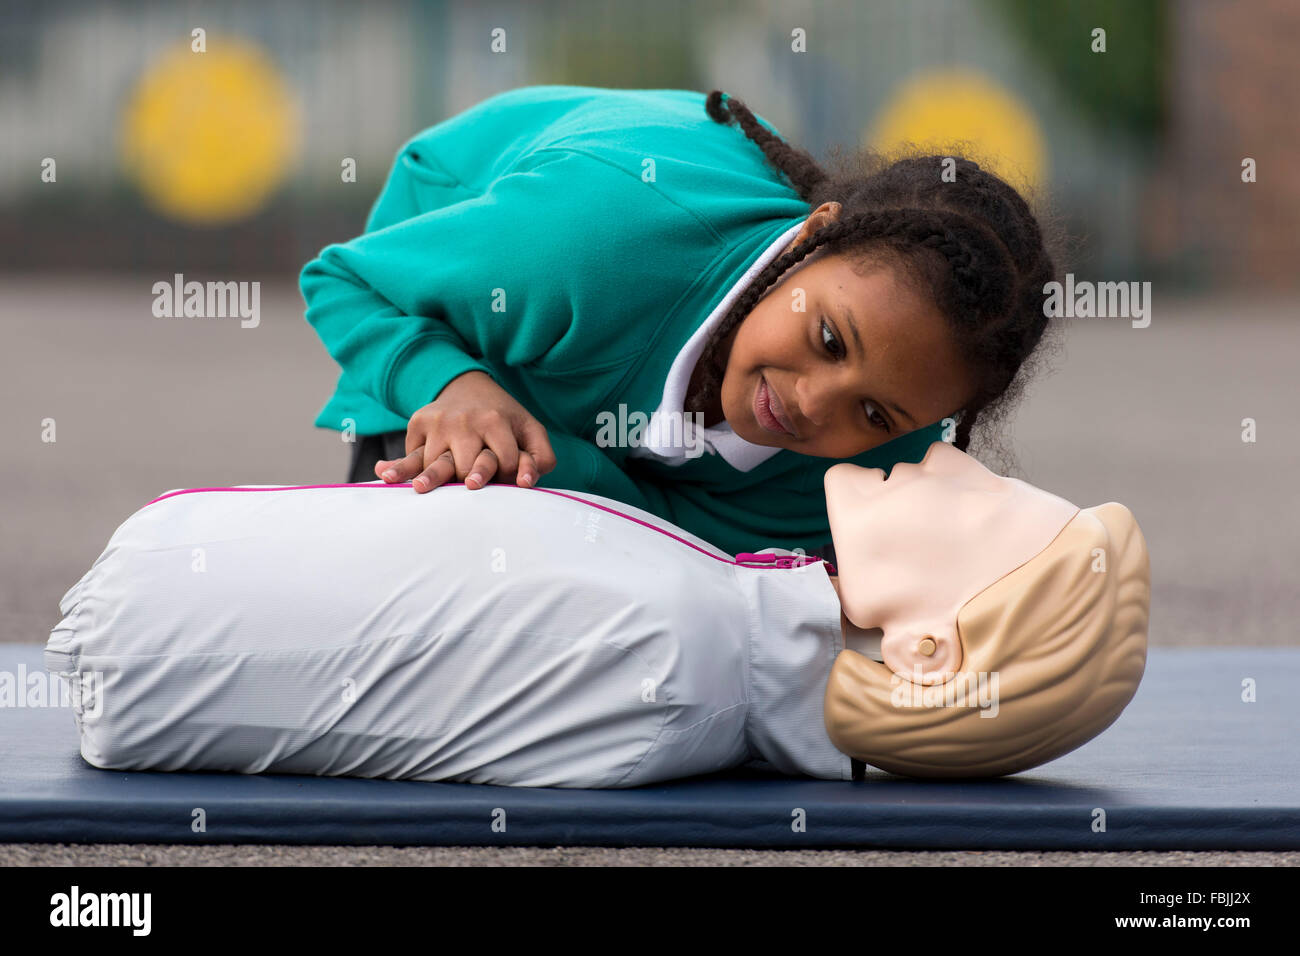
left=376, top=370, right=558, bottom=493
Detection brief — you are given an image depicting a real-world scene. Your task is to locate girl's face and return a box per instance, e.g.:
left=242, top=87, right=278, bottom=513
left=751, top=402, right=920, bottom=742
left=716, top=203, right=978, bottom=459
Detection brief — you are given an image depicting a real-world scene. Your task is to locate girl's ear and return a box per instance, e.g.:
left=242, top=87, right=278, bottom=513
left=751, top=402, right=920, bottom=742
left=809, top=201, right=842, bottom=229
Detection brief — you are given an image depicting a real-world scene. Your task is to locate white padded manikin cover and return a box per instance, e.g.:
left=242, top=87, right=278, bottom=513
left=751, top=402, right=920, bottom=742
left=45, top=482, right=851, bottom=788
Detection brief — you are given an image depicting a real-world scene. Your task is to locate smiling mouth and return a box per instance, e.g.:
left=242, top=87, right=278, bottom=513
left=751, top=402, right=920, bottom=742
left=754, top=375, right=796, bottom=437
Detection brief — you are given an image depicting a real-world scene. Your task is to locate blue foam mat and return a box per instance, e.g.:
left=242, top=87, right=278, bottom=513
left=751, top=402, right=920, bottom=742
left=2, top=645, right=1296, bottom=848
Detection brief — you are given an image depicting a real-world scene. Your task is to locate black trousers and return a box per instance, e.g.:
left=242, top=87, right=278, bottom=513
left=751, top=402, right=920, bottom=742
left=346, top=430, right=408, bottom=483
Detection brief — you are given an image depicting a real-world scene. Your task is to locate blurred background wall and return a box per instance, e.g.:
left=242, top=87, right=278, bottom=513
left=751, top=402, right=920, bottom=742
left=3, top=0, right=1295, bottom=286
left=2, top=0, right=1298, bottom=648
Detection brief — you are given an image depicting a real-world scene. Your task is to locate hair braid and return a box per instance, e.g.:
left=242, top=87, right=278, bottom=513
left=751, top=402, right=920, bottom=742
left=705, top=90, right=829, bottom=198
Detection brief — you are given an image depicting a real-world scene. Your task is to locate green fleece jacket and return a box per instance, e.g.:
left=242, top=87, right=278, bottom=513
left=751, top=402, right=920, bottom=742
left=300, top=85, right=943, bottom=555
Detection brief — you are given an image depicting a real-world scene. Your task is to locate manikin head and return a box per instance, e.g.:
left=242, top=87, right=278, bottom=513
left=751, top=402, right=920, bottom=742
left=822, top=440, right=1150, bottom=778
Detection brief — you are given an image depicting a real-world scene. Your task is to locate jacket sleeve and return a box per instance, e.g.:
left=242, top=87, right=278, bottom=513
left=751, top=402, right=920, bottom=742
left=299, top=146, right=647, bottom=421
left=537, top=432, right=655, bottom=512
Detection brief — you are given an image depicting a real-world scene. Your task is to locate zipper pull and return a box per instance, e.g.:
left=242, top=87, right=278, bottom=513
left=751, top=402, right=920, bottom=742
left=734, top=551, right=834, bottom=572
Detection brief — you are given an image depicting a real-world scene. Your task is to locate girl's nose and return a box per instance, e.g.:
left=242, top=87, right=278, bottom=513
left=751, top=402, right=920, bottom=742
left=796, top=375, right=838, bottom=427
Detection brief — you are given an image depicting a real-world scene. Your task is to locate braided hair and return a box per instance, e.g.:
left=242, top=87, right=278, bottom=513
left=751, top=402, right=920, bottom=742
left=690, top=90, right=1064, bottom=458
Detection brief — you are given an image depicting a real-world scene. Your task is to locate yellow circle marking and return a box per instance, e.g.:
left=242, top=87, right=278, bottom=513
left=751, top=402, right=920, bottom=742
left=867, top=69, right=1047, bottom=195
left=119, top=36, right=300, bottom=225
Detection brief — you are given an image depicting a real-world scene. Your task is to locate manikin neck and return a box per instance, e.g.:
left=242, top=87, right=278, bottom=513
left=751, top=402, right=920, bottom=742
left=826, top=573, right=880, bottom=657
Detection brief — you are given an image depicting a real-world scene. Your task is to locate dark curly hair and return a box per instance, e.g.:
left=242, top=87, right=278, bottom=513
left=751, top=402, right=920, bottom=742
left=688, top=90, right=1068, bottom=464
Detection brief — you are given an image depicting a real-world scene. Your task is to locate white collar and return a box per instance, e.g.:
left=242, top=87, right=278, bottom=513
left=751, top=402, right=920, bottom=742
left=628, top=222, right=803, bottom=472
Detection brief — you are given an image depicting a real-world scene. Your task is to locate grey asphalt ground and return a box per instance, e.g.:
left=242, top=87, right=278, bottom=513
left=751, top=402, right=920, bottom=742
left=2, top=276, right=1297, bottom=866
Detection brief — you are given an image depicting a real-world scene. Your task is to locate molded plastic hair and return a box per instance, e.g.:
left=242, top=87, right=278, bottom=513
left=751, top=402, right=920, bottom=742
left=823, top=501, right=1150, bottom=778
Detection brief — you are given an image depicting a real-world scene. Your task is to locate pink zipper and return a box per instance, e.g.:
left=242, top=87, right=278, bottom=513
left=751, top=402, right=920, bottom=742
left=143, top=481, right=837, bottom=574
left=733, top=551, right=832, bottom=571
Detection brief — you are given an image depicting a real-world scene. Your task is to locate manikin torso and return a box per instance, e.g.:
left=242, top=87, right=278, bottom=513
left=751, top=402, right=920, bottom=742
left=46, top=482, right=852, bottom=788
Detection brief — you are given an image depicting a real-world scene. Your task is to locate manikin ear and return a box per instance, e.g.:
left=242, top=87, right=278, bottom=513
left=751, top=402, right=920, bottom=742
left=880, top=623, right=962, bottom=685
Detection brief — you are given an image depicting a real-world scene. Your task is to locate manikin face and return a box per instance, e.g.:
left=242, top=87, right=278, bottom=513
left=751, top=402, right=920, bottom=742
left=824, top=441, right=1079, bottom=684
left=714, top=203, right=977, bottom=459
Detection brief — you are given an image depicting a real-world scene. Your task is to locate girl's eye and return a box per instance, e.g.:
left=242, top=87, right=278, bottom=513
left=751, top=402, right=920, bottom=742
left=820, top=319, right=844, bottom=358
left=824, top=319, right=890, bottom=431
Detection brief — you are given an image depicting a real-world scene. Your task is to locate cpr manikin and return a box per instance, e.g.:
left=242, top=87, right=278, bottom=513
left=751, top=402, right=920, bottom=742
left=45, top=441, right=1148, bottom=787
left=824, top=441, right=1150, bottom=778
